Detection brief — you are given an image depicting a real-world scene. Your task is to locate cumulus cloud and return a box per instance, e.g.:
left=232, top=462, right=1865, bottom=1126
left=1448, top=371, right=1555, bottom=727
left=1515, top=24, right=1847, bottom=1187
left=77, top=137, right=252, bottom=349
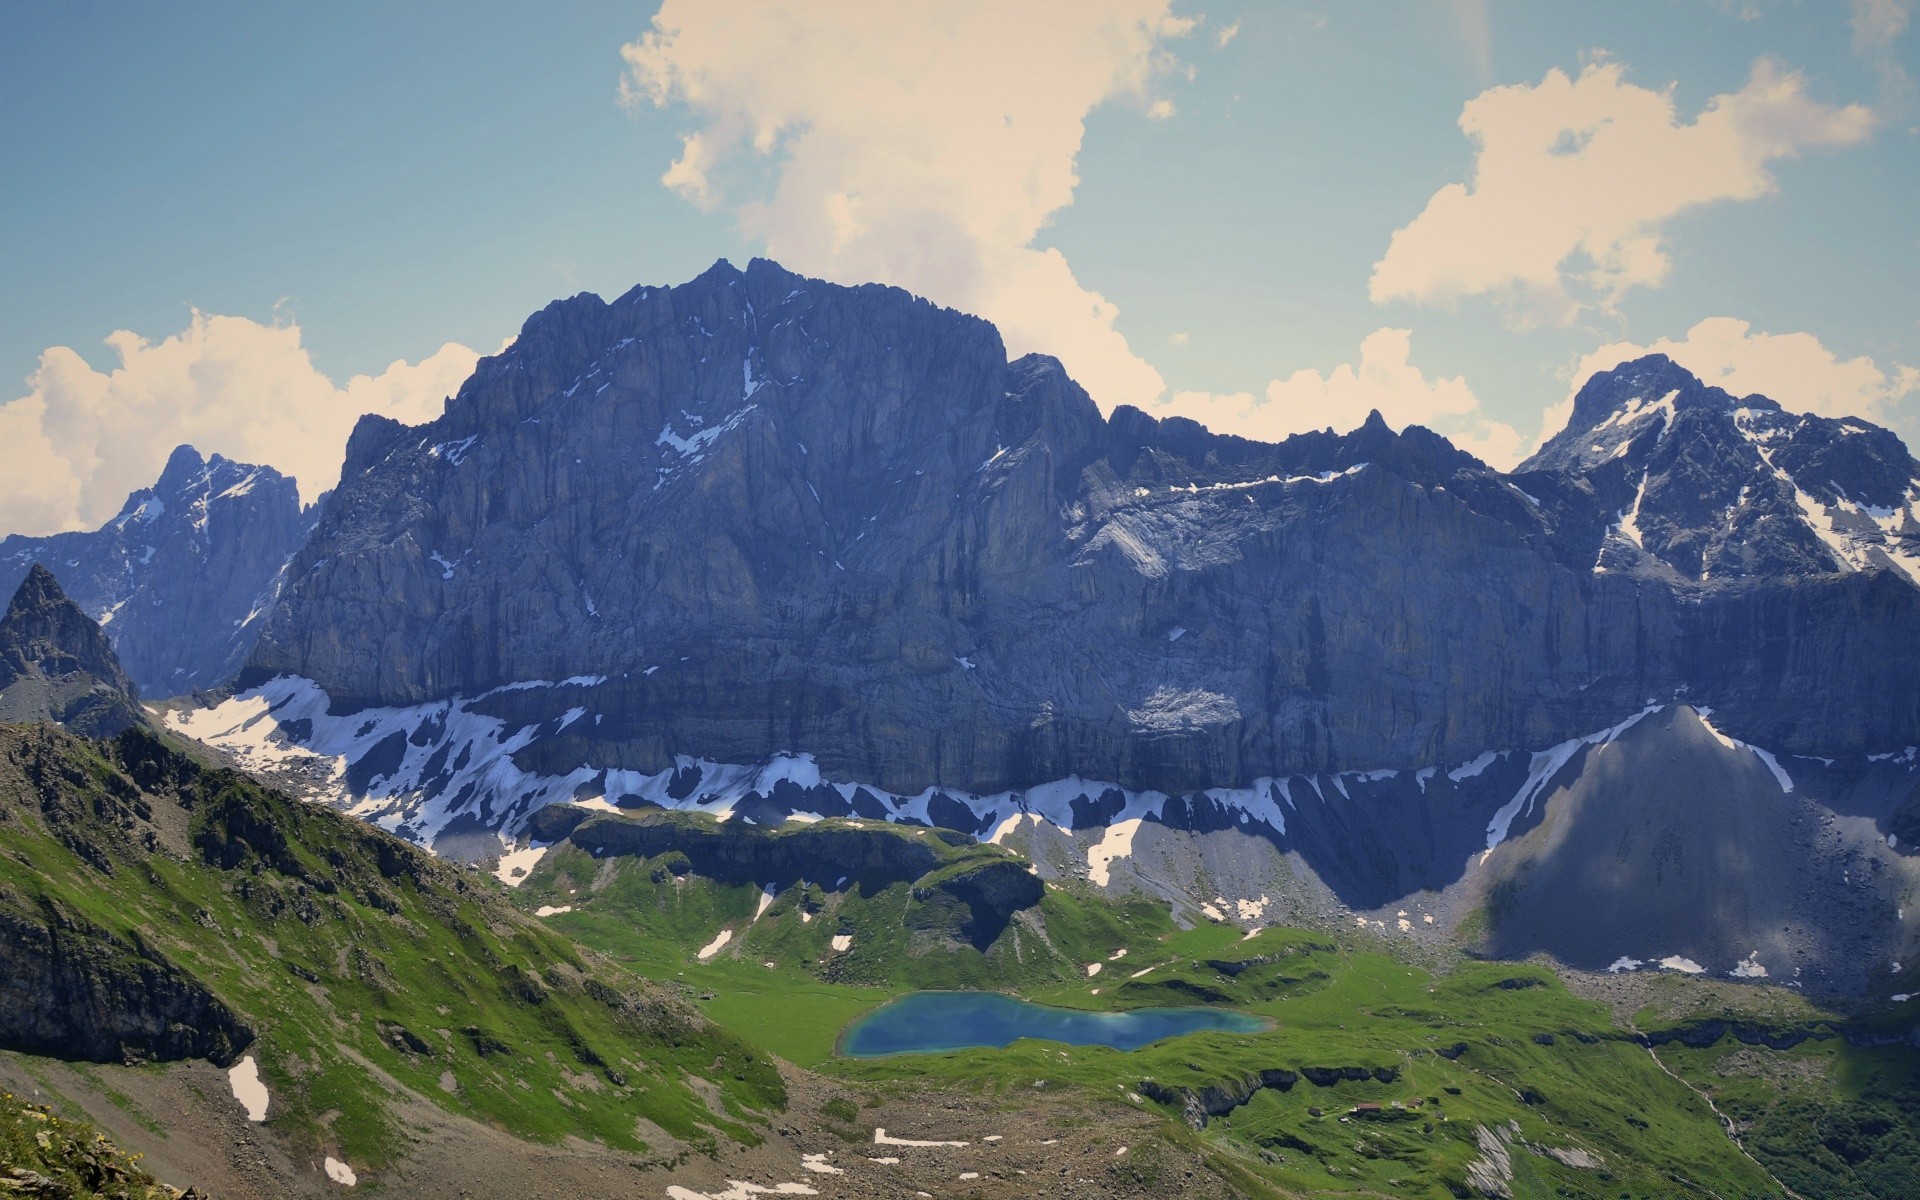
left=1155, top=327, right=1531, bottom=468
left=0, top=313, right=478, bottom=536
left=1371, top=57, right=1873, bottom=324
left=1569, top=316, right=1919, bottom=436
left=622, top=0, right=1195, bottom=411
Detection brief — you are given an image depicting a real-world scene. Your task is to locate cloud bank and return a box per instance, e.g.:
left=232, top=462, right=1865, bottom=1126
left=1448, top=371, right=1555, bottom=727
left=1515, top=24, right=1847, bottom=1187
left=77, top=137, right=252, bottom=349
left=622, top=0, right=1195, bottom=412
left=1372, top=57, right=1873, bottom=324
left=0, top=313, right=478, bottom=536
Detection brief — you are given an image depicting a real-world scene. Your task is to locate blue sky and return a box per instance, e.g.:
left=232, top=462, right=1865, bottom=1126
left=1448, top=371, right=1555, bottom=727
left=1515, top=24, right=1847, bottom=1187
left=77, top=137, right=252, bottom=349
left=1, top=1, right=1914, bottom=533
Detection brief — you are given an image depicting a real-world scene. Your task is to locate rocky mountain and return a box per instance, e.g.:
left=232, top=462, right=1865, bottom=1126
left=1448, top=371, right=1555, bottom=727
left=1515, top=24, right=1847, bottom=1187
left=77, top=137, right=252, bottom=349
left=167, top=258, right=1920, bottom=993
left=0, top=445, right=314, bottom=698
left=0, top=564, right=144, bottom=736
left=1521, top=352, right=1920, bottom=584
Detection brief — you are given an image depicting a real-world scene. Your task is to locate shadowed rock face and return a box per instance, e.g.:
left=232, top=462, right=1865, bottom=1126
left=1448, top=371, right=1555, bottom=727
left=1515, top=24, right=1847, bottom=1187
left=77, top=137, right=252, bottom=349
left=1473, top=705, right=1905, bottom=990
left=0, top=564, right=144, bottom=736
left=0, top=901, right=251, bottom=1066
left=0, top=446, right=314, bottom=698
left=242, top=259, right=1920, bottom=800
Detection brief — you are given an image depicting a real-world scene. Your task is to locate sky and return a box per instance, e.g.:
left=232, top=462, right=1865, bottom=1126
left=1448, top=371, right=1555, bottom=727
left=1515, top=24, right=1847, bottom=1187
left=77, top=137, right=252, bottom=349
left=1, top=0, right=1914, bottom=535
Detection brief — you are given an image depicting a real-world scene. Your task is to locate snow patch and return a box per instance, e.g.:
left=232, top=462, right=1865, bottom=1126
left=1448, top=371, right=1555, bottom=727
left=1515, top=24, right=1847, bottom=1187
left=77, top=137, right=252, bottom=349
left=697, top=930, right=733, bottom=961
left=494, top=845, right=548, bottom=887
left=428, top=436, right=478, bottom=466
left=324, top=1157, right=357, bottom=1186
left=1086, top=819, right=1141, bottom=887
left=228, top=1055, right=269, bottom=1122
left=1731, top=952, right=1769, bottom=979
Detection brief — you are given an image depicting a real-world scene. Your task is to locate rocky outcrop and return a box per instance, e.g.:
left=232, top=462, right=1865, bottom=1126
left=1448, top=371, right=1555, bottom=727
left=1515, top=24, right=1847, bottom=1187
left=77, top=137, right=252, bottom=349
left=0, top=446, right=314, bottom=697
left=925, top=859, right=1045, bottom=950
left=0, top=898, right=251, bottom=1066
left=1140, top=1063, right=1399, bottom=1129
left=0, top=565, right=144, bottom=736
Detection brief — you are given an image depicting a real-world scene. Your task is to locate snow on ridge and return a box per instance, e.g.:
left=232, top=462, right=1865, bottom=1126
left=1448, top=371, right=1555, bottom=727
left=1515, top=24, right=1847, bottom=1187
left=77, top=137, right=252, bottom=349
left=1693, top=708, right=1795, bottom=793
left=1483, top=705, right=1660, bottom=855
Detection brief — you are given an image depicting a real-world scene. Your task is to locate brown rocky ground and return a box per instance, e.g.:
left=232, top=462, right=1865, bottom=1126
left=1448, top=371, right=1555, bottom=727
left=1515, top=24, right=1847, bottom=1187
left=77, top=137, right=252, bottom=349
left=1, top=1054, right=1272, bottom=1200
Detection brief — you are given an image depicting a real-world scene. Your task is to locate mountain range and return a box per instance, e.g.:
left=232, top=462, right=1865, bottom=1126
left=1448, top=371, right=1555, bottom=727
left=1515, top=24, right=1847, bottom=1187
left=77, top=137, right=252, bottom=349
left=6, top=258, right=1917, bottom=993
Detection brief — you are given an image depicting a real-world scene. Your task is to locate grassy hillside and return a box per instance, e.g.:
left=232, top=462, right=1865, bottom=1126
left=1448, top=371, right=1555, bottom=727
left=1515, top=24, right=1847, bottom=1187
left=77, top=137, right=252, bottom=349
left=0, top=725, right=785, bottom=1177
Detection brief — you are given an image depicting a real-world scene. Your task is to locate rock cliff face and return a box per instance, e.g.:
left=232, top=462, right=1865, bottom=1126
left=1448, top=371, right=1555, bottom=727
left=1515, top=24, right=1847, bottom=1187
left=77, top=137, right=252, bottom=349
left=0, top=901, right=251, bottom=1066
left=242, top=259, right=1920, bottom=801
left=0, top=565, right=144, bottom=736
left=0, top=446, right=313, bottom=698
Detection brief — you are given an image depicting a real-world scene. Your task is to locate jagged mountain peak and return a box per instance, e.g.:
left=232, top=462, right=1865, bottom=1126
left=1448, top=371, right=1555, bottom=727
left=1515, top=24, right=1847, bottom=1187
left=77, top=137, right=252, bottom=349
left=1522, top=354, right=1920, bottom=587
left=0, top=563, right=144, bottom=735
left=0, top=447, right=314, bottom=697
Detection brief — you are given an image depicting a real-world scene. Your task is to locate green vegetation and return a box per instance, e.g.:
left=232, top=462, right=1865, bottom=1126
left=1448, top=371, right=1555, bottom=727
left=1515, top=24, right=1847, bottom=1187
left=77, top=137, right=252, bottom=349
left=0, top=1089, right=175, bottom=1198
left=517, top=819, right=1803, bottom=1197
left=1649, top=1003, right=1920, bottom=1199
left=0, top=726, right=784, bottom=1172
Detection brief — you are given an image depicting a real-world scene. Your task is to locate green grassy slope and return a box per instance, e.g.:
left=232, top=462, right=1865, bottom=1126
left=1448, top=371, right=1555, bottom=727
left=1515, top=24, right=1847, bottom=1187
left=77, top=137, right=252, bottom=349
left=0, top=725, right=785, bottom=1174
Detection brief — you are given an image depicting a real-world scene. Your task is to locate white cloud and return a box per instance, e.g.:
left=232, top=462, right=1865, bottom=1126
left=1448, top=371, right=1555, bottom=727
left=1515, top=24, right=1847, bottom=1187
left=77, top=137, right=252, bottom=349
left=1852, top=0, right=1915, bottom=105
left=621, top=0, right=1195, bottom=411
left=1371, top=57, right=1874, bottom=324
left=1854, top=0, right=1911, bottom=49
left=1214, top=20, right=1241, bottom=49
left=1154, top=327, right=1530, bottom=469
left=1168, top=331, right=1191, bottom=348
left=0, top=313, right=477, bottom=536
left=1571, top=316, right=1919, bottom=436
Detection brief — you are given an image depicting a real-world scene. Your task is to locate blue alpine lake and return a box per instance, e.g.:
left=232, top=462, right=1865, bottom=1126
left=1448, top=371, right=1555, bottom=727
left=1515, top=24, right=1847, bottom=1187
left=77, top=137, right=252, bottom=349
left=839, top=991, right=1264, bottom=1057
